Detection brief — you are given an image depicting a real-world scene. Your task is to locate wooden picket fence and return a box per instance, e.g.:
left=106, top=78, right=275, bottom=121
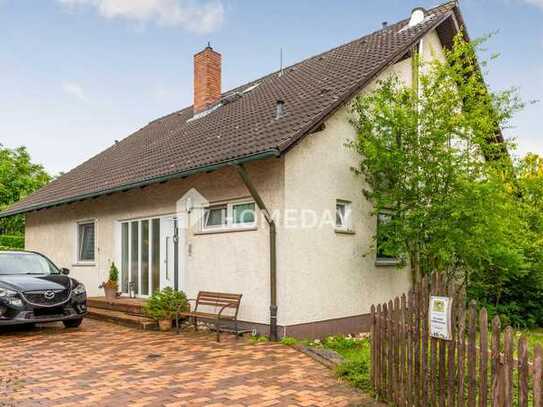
left=370, top=272, right=543, bottom=406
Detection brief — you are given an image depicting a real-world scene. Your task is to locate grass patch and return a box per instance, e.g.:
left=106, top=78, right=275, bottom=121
left=248, top=335, right=269, bottom=345
left=321, top=336, right=372, bottom=393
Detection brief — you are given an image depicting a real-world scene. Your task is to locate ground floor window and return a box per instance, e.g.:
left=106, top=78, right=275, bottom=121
left=201, top=200, right=256, bottom=231
left=76, top=220, right=95, bottom=263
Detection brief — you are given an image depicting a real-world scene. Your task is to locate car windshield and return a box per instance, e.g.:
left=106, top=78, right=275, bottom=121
left=0, top=252, right=60, bottom=275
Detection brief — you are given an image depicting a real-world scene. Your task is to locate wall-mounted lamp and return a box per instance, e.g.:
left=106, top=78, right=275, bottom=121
left=185, top=197, right=193, bottom=213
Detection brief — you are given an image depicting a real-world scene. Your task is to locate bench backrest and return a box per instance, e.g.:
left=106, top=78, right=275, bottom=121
left=194, top=291, right=242, bottom=318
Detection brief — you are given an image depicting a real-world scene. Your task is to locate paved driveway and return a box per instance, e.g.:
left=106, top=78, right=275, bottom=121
left=0, top=319, right=373, bottom=407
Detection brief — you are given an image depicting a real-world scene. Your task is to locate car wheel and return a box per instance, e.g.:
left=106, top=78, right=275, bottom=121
left=63, top=318, right=83, bottom=328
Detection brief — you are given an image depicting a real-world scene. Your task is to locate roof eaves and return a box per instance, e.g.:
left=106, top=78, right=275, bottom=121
left=278, top=8, right=457, bottom=155
left=0, top=148, right=281, bottom=219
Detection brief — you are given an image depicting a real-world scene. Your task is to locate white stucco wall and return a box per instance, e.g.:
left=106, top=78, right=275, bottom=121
left=26, top=158, right=284, bottom=325
left=279, top=30, right=445, bottom=326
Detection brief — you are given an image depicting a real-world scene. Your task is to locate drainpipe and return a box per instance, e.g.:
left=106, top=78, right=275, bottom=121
left=233, top=164, right=278, bottom=341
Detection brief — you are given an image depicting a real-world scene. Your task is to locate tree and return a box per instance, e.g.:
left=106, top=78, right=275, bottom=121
left=0, top=145, right=51, bottom=235
left=350, top=32, right=543, bottom=326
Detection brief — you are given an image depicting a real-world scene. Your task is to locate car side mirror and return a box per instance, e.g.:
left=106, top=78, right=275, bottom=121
left=61, top=268, right=70, bottom=275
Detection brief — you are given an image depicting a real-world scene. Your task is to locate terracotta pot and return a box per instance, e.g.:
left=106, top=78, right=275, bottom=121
left=104, top=286, right=117, bottom=301
left=159, top=319, right=172, bottom=331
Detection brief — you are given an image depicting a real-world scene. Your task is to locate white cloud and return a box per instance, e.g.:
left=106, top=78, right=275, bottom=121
left=57, top=0, right=224, bottom=34
left=523, top=0, right=543, bottom=10
left=62, top=82, right=88, bottom=102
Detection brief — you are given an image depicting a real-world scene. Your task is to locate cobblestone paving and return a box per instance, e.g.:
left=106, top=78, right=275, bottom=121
left=0, top=319, right=375, bottom=406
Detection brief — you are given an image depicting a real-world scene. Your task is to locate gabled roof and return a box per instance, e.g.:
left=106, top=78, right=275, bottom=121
left=1, top=1, right=461, bottom=218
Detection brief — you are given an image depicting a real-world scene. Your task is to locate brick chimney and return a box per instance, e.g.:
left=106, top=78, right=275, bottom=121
left=193, top=44, right=222, bottom=114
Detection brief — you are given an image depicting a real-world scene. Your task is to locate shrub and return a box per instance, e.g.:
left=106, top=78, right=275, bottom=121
left=280, top=336, right=299, bottom=346
left=144, top=288, right=188, bottom=321
left=0, top=246, right=20, bottom=251
left=0, top=235, right=23, bottom=249
left=320, top=336, right=372, bottom=392
left=99, top=262, right=119, bottom=289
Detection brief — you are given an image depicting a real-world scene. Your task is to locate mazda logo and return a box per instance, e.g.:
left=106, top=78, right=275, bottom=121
left=43, top=291, right=56, bottom=300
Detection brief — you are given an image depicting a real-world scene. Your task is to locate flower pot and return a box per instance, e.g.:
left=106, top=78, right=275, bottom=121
left=159, top=319, right=172, bottom=331
left=104, top=286, right=117, bottom=301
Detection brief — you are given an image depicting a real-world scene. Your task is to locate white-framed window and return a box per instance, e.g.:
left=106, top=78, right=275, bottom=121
left=203, top=204, right=227, bottom=229
left=201, top=200, right=256, bottom=231
left=335, top=200, right=352, bottom=230
left=76, top=220, right=96, bottom=264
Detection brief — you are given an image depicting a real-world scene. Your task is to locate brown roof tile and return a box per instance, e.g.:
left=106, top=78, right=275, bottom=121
left=1, top=2, right=458, bottom=217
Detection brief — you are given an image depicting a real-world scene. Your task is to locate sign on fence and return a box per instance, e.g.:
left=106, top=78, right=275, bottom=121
left=370, top=272, right=543, bottom=407
left=429, top=296, right=452, bottom=340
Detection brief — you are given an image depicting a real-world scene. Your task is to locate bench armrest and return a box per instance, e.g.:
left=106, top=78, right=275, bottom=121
left=217, top=302, right=239, bottom=319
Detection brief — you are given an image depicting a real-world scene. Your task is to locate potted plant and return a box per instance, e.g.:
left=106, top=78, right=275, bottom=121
left=144, top=287, right=188, bottom=331
left=99, top=262, right=119, bottom=301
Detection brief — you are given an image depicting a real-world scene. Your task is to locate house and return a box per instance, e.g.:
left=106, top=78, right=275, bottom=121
left=0, top=2, right=466, bottom=338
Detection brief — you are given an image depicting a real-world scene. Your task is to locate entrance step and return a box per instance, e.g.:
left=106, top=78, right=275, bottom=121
left=86, top=307, right=157, bottom=330
left=87, top=297, right=146, bottom=316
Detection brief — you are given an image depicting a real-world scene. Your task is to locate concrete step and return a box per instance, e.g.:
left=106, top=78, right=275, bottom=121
left=86, top=307, right=158, bottom=330
left=87, top=297, right=146, bottom=316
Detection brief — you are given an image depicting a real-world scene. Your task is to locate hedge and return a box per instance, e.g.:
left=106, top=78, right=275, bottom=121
left=0, top=246, right=21, bottom=251
left=0, top=235, right=24, bottom=249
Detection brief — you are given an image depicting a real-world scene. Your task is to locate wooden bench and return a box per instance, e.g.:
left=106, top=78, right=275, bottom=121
left=175, top=291, right=242, bottom=342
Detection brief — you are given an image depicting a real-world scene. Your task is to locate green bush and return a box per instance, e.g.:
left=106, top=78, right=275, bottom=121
left=0, top=246, right=21, bottom=251
left=320, top=336, right=372, bottom=392
left=280, top=336, right=299, bottom=346
left=144, top=288, right=188, bottom=321
left=0, top=235, right=23, bottom=249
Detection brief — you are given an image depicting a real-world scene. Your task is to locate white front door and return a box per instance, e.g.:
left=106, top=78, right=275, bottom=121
left=160, top=217, right=175, bottom=291
left=118, top=215, right=183, bottom=297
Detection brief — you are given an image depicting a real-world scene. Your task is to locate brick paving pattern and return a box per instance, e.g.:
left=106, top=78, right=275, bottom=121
left=0, top=319, right=375, bottom=406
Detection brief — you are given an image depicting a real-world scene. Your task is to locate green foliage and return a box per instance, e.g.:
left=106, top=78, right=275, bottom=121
left=467, top=154, right=543, bottom=328
left=320, top=336, right=372, bottom=392
left=0, top=146, right=51, bottom=235
left=100, top=262, right=119, bottom=289
left=280, top=336, right=299, bottom=346
left=108, top=262, right=119, bottom=284
left=350, top=33, right=543, bottom=327
left=248, top=335, right=270, bottom=345
left=0, top=235, right=24, bottom=249
left=143, top=288, right=188, bottom=321
left=0, top=246, right=21, bottom=251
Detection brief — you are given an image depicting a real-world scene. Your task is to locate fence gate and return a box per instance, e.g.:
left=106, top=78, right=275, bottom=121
left=370, top=272, right=543, bottom=406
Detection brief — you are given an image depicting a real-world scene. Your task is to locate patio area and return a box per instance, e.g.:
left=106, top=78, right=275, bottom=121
left=0, top=319, right=375, bottom=406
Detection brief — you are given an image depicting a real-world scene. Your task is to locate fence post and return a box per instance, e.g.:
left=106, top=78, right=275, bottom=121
left=430, top=273, right=438, bottom=407
left=456, top=288, right=466, bottom=407
left=503, top=326, right=513, bottom=407
left=491, top=316, right=501, bottom=407
left=421, top=275, right=429, bottom=407
left=388, top=300, right=394, bottom=400
left=407, top=289, right=414, bottom=407
left=534, top=344, right=543, bottom=407
left=518, top=336, right=528, bottom=407
left=479, top=308, right=488, bottom=407
left=467, top=301, right=477, bottom=407
left=371, top=304, right=376, bottom=390
left=447, top=281, right=457, bottom=407
left=399, top=294, right=407, bottom=406
left=376, top=303, right=383, bottom=398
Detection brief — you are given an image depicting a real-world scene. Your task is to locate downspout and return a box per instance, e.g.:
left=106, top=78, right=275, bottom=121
left=233, top=163, right=278, bottom=341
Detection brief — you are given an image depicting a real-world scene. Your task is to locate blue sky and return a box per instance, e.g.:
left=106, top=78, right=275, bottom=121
left=1, top=0, right=541, bottom=174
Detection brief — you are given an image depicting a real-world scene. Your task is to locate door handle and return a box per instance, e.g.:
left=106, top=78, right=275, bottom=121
left=165, top=236, right=169, bottom=280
